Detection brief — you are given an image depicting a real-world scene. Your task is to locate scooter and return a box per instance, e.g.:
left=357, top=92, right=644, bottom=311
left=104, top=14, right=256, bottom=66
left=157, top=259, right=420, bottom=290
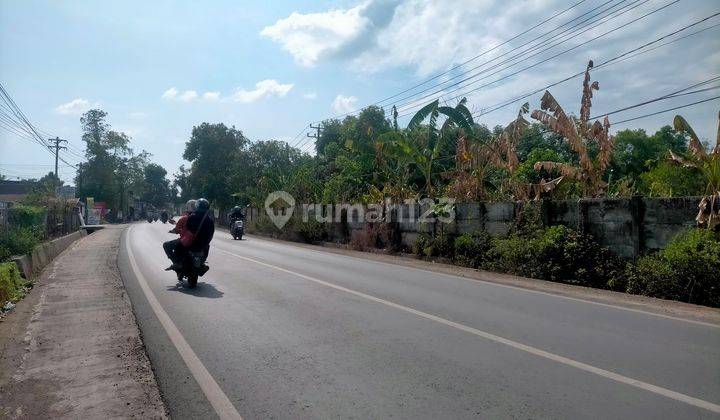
left=171, top=249, right=209, bottom=288
left=231, top=219, right=244, bottom=240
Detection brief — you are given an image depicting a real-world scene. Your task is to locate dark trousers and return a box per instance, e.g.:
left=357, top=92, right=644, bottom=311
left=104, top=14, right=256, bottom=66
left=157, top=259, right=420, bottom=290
left=163, top=238, right=184, bottom=263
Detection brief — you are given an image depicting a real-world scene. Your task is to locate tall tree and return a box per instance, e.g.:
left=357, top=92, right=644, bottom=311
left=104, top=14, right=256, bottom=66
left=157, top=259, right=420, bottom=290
left=315, top=119, right=342, bottom=156
left=183, top=123, right=248, bottom=210
left=141, top=163, right=171, bottom=207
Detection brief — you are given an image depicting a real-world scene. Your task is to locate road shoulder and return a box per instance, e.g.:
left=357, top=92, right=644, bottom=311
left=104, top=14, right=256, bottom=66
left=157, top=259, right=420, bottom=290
left=0, top=225, right=168, bottom=419
left=118, top=225, right=219, bottom=420
left=242, top=233, right=720, bottom=326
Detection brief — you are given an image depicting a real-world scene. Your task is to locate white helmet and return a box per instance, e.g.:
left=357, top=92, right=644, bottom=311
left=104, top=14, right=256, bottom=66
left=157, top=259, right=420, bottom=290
left=186, top=199, right=197, bottom=212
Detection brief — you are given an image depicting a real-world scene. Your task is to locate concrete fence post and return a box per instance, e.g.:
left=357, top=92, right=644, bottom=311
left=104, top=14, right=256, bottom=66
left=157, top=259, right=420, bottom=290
left=630, top=196, right=646, bottom=256
left=578, top=199, right=590, bottom=234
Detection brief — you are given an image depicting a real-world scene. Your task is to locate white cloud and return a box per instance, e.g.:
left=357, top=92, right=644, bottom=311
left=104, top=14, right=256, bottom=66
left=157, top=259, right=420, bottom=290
left=260, top=5, right=369, bottom=67
left=161, top=87, right=179, bottom=99
left=160, top=83, right=293, bottom=104
left=230, top=79, right=294, bottom=103
left=203, top=91, right=220, bottom=101
left=162, top=87, right=198, bottom=102
left=177, top=90, right=198, bottom=102
left=331, top=94, right=358, bottom=114
left=54, top=98, right=99, bottom=115
left=303, top=92, right=318, bottom=100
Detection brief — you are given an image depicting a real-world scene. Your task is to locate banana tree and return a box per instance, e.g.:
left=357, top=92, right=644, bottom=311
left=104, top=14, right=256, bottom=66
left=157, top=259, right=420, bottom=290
left=401, top=98, right=475, bottom=197
left=530, top=60, right=615, bottom=197
left=669, top=112, right=720, bottom=229
left=451, top=103, right=562, bottom=201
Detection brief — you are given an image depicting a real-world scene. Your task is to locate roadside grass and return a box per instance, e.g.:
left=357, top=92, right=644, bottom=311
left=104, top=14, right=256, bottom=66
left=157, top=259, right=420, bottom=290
left=0, top=262, right=28, bottom=306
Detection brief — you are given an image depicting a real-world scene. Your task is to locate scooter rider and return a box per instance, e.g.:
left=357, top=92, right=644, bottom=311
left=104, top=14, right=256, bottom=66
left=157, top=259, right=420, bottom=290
left=164, top=200, right=196, bottom=269
left=228, top=205, right=244, bottom=224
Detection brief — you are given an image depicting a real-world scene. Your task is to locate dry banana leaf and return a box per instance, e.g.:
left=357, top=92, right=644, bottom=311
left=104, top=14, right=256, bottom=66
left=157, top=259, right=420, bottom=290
left=580, top=60, right=599, bottom=125
left=715, top=111, right=720, bottom=155
left=533, top=161, right=581, bottom=179
left=674, top=115, right=707, bottom=159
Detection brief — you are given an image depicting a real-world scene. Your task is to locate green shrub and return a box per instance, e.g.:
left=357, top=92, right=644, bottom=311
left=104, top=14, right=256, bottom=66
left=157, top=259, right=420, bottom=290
left=246, top=214, right=279, bottom=234
left=429, top=233, right=453, bottom=258
left=454, top=232, right=493, bottom=268
left=508, top=203, right=544, bottom=236
left=8, top=205, right=45, bottom=228
left=412, top=232, right=452, bottom=258
left=0, top=226, right=42, bottom=257
left=412, top=233, right=431, bottom=256
left=415, top=232, right=452, bottom=258
left=0, top=244, right=10, bottom=263
left=296, top=219, right=328, bottom=243
left=0, top=262, right=26, bottom=304
left=488, top=225, right=621, bottom=288
left=626, top=229, right=720, bottom=307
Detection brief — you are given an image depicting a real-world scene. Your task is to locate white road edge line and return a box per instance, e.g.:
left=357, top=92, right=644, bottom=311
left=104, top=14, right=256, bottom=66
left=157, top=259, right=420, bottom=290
left=125, top=227, right=243, bottom=420
left=215, top=247, right=720, bottom=414
left=234, top=235, right=720, bottom=329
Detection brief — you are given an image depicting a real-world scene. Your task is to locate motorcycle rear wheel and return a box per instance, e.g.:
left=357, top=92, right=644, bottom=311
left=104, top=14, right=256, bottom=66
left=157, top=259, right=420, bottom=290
left=187, top=273, right=198, bottom=288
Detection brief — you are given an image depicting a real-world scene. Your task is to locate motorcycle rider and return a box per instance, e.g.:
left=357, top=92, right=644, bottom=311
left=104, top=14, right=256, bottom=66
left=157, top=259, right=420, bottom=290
left=228, top=205, right=244, bottom=224
left=185, top=198, right=215, bottom=258
left=164, top=199, right=196, bottom=269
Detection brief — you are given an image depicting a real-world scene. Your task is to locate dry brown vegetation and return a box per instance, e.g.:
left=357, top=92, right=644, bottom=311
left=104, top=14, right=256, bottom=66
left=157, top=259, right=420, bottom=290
left=530, top=60, right=615, bottom=198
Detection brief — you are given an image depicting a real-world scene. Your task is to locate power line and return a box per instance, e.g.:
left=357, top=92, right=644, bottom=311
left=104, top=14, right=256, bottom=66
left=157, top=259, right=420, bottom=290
left=612, top=95, right=720, bottom=125
left=0, top=83, right=79, bottom=170
left=590, top=78, right=720, bottom=119
left=287, top=123, right=310, bottom=148
left=391, top=0, right=646, bottom=115
left=398, top=0, right=681, bottom=118
left=472, top=16, right=720, bottom=119
left=326, top=0, right=596, bottom=121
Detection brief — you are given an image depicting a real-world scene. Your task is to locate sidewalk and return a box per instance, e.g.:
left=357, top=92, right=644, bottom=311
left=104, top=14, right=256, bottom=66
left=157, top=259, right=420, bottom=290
left=0, top=226, right=167, bottom=419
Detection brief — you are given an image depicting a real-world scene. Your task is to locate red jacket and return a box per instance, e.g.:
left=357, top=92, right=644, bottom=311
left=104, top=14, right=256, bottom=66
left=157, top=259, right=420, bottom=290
left=170, top=212, right=189, bottom=234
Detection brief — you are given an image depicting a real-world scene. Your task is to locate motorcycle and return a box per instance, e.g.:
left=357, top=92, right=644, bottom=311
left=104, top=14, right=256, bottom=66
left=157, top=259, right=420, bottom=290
left=147, top=214, right=154, bottom=223
left=160, top=211, right=169, bottom=224
left=171, top=249, right=209, bottom=288
left=231, top=219, right=244, bottom=240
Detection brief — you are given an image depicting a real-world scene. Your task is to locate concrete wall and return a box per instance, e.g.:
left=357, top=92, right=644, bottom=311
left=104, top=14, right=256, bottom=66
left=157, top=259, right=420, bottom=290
left=12, top=230, right=88, bottom=279
left=247, top=197, right=701, bottom=258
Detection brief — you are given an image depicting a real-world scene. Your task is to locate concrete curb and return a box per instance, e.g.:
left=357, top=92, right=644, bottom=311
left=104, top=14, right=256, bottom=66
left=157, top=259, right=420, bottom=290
left=11, top=230, right=87, bottom=279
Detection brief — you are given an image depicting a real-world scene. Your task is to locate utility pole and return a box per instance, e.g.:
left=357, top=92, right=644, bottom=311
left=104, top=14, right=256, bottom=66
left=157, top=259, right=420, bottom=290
left=48, top=137, right=68, bottom=182
left=307, top=123, right=322, bottom=141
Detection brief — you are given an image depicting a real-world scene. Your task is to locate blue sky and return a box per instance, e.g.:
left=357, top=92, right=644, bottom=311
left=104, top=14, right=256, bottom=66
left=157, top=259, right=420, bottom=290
left=1, top=0, right=718, bottom=185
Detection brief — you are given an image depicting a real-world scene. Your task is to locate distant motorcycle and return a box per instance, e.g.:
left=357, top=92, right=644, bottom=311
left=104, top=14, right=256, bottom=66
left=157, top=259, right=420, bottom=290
left=160, top=211, right=169, bottom=224
left=231, top=219, right=244, bottom=240
left=147, top=214, right=153, bottom=223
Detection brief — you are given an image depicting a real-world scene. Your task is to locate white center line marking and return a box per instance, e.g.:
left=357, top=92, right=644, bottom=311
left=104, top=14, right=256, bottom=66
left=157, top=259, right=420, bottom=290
left=215, top=247, right=720, bottom=414
left=126, top=227, right=242, bottom=420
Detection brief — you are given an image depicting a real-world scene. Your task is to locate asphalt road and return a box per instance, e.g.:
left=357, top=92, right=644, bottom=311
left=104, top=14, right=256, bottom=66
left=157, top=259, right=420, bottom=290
left=119, top=222, right=720, bottom=419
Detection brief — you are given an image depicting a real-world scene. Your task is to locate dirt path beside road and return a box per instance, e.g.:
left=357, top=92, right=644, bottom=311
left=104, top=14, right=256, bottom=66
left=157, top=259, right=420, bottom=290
left=0, top=225, right=167, bottom=419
